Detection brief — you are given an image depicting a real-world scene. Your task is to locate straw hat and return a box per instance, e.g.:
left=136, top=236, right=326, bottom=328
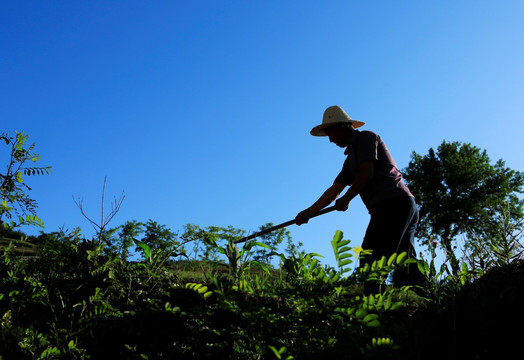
left=310, top=105, right=365, bottom=136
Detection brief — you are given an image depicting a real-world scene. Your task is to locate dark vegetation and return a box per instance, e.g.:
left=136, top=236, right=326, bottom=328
left=1, top=132, right=523, bottom=359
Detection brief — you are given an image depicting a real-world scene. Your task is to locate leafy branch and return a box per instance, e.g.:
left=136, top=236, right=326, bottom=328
left=1, top=131, right=51, bottom=229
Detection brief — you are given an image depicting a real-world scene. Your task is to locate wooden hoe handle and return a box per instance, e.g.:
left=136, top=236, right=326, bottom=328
left=234, top=205, right=336, bottom=244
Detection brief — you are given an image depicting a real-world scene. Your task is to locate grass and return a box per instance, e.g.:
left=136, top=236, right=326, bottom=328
left=0, top=236, right=38, bottom=257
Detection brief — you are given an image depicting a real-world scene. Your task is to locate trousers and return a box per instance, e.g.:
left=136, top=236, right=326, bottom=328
left=360, top=196, right=420, bottom=289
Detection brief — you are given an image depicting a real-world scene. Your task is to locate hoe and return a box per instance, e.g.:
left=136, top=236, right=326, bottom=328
left=235, top=206, right=336, bottom=244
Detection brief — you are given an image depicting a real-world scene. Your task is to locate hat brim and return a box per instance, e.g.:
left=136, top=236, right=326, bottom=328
left=310, top=120, right=365, bottom=136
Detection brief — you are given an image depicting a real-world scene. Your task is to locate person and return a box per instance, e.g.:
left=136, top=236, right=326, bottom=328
left=295, top=105, right=420, bottom=291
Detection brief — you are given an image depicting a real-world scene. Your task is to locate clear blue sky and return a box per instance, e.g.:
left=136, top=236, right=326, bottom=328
left=2, top=1, right=523, bottom=267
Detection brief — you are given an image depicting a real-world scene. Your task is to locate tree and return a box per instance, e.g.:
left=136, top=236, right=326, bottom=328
left=0, top=131, right=51, bottom=229
left=403, top=141, right=524, bottom=273
left=140, top=220, right=178, bottom=252
left=118, top=220, right=144, bottom=260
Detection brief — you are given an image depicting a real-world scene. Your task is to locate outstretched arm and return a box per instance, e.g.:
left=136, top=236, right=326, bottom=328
left=296, top=160, right=375, bottom=225
left=295, top=181, right=347, bottom=225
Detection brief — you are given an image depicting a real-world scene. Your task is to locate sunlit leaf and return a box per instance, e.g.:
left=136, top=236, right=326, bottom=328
left=355, top=307, right=368, bottom=319
left=387, top=253, right=397, bottom=267
left=133, top=240, right=152, bottom=260
left=396, top=252, right=407, bottom=265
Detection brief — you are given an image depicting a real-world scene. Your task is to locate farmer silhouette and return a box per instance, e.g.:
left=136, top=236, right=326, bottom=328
left=296, top=105, right=420, bottom=291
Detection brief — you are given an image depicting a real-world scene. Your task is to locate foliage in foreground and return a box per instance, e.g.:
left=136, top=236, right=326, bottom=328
left=1, top=228, right=523, bottom=360
left=1, top=131, right=51, bottom=229
left=2, top=133, right=523, bottom=359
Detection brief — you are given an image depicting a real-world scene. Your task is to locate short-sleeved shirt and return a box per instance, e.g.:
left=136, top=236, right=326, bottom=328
left=334, top=130, right=414, bottom=212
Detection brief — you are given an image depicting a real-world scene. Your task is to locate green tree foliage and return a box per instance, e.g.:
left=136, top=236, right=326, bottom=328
left=180, top=223, right=221, bottom=261
left=117, top=220, right=144, bottom=260
left=140, top=220, right=179, bottom=253
left=403, top=141, right=524, bottom=273
left=0, top=132, right=51, bottom=229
